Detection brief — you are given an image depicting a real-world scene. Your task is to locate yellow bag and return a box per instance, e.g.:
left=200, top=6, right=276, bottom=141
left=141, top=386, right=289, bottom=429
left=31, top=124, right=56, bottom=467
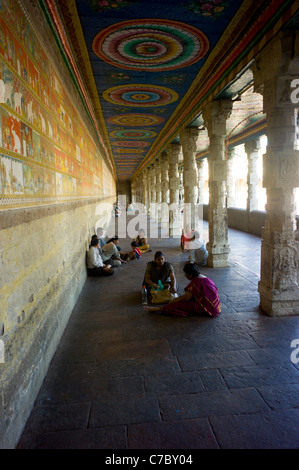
left=150, top=286, right=177, bottom=304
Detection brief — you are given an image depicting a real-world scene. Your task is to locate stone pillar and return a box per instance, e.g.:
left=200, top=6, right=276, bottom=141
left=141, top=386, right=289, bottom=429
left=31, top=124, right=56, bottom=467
left=203, top=99, right=233, bottom=267
left=160, top=152, right=169, bottom=229
left=131, top=179, right=136, bottom=204
left=180, top=127, right=199, bottom=230
left=167, top=142, right=181, bottom=237
left=149, top=163, right=156, bottom=220
left=197, top=159, right=206, bottom=205
left=252, top=30, right=299, bottom=316
left=244, top=138, right=260, bottom=212
left=146, top=166, right=151, bottom=215
left=226, top=148, right=235, bottom=208
left=142, top=170, right=148, bottom=211
left=154, top=158, right=161, bottom=223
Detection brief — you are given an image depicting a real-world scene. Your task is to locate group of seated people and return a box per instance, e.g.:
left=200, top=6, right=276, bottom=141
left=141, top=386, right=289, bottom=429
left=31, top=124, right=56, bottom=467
left=86, top=225, right=221, bottom=318
left=86, top=228, right=151, bottom=277
left=143, top=252, right=221, bottom=318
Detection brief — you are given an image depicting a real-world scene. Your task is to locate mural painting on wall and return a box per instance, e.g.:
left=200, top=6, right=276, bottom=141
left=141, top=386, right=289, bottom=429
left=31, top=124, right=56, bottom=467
left=0, top=2, right=105, bottom=210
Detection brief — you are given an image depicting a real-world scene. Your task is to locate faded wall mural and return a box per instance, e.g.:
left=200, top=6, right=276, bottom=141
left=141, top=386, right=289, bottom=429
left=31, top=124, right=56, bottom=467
left=0, top=1, right=111, bottom=210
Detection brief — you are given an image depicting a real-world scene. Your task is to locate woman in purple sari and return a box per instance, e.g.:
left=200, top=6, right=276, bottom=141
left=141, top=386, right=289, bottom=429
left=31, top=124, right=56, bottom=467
left=144, top=262, right=221, bottom=317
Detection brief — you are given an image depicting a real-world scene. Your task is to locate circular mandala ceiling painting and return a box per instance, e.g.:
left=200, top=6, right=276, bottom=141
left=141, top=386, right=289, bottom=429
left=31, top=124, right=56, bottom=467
left=92, top=19, right=209, bottom=71
left=109, top=130, right=157, bottom=139
left=114, top=148, right=145, bottom=154
left=103, top=84, right=178, bottom=107
left=112, top=141, right=150, bottom=148
left=107, top=114, right=165, bottom=126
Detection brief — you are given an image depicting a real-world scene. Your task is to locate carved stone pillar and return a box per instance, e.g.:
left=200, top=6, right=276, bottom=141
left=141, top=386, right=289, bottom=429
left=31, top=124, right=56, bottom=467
left=197, top=159, right=206, bottom=205
left=160, top=152, right=169, bottom=229
left=203, top=99, right=233, bottom=267
left=146, top=166, right=151, bottom=215
left=180, top=127, right=199, bottom=230
left=167, top=142, right=181, bottom=237
left=253, top=30, right=299, bottom=316
left=149, top=163, right=156, bottom=221
left=141, top=170, right=148, bottom=210
left=245, top=138, right=260, bottom=212
left=226, top=148, right=235, bottom=208
left=154, top=158, right=161, bottom=223
left=131, top=179, right=136, bottom=204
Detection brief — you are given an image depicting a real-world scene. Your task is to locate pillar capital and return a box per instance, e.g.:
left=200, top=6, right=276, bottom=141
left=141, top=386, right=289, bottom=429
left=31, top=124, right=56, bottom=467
left=180, top=126, right=199, bottom=154
left=252, top=30, right=299, bottom=108
left=202, top=99, right=233, bottom=136
left=166, top=142, right=181, bottom=163
left=244, top=138, right=261, bottom=156
left=197, top=159, right=205, bottom=170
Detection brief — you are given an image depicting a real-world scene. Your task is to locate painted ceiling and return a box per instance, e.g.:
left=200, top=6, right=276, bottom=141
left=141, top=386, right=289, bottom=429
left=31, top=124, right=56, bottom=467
left=41, top=0, right=298, bottom=181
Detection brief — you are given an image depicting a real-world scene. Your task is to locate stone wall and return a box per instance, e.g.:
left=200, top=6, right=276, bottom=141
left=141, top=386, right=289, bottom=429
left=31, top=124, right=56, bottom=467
left=0, top=0, right=116, bottom=448
left=0, top=197, right=114, bottom=448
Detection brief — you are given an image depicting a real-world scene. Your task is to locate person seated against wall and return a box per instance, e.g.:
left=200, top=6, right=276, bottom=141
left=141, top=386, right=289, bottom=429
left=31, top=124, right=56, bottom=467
left=144, top=262, right=221, bottom=317
left=86, top=238, right=114, bottom=277
left=102, top=236, right=127, bottom=266
left=96, top=227, right=107, bottom=249
left=89, top=234, right=120, bottom=267
left=134, top=228, right=152, bottom=253
left=127, top=202, right=134, bottom=212
left=89, top=234, right=100, bottom=250
left=143, top=251, right=177, bottom=297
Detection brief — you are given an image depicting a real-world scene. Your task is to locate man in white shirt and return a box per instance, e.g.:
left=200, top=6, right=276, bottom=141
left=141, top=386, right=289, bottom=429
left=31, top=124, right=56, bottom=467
left=87, top=238, right=114, bottom=276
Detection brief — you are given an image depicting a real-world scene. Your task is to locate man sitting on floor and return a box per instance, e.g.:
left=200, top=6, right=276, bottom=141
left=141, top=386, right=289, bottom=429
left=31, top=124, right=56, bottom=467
left=86, top=238, right=114, bottom=276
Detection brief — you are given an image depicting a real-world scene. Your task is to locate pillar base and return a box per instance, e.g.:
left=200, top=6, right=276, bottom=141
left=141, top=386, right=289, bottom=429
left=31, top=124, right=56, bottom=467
left=258, top=281, right=299, bottom=316
left=206, top=243, right=230, bottom=268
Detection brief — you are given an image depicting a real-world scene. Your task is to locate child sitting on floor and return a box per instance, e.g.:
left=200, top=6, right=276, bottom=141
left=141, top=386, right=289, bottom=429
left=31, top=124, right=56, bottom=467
left=130, top=241, right=141, bottom=260
left=122, top=241, right=141, bottom=261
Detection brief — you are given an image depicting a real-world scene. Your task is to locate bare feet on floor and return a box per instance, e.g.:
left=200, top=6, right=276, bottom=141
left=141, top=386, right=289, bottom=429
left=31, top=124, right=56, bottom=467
left=143, top=306, right=162, bottom=312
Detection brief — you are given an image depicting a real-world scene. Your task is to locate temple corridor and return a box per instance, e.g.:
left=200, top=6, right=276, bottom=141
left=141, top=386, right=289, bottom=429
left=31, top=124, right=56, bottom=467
left=1, top=0, right=299, bottom=450
left=17, top=215, right=299, bottom=449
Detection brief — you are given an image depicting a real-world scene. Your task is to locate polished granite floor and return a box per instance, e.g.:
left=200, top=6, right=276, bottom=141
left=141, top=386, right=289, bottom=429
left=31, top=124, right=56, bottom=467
left=17, top=216, right=299, bottom=449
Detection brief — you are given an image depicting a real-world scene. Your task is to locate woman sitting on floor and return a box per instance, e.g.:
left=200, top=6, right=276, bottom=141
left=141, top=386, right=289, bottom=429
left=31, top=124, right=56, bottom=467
left=144, top=251, right=177, bottom=295
left=134, top=229, right=152, bottom=253
left=86, top=238, right=114, bottom=276
left=144, top=262, right=221, bottom=317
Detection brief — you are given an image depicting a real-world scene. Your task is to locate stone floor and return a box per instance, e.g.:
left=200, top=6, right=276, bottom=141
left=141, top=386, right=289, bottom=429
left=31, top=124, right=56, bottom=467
left=17, top=216, right=299, bottom=449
